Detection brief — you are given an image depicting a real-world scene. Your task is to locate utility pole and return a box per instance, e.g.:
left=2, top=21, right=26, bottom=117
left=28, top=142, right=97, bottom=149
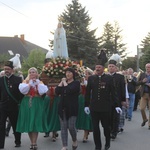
left=137, top=45, right=139, bottom=72
left=137, top=45, right=144, bottom=72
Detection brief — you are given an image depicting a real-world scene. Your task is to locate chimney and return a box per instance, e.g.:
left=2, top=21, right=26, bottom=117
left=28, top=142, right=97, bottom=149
left=20, top=34, right=25, bottom=43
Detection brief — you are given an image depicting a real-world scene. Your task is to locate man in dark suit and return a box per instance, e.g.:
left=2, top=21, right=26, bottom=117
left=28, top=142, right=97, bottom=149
left=0, top=61, right=23, bottom=149
left=84, top=50, right=122, bottom=150
left=108, top=59, right=126, bottom=140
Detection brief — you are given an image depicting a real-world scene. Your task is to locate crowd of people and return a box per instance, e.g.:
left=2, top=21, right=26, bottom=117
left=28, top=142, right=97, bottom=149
left=1, top=56, right=150, bottom=150
left=0, top=22, right=150, bottom=150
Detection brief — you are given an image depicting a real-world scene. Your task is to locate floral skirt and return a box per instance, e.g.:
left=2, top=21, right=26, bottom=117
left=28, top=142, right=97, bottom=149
left=16, top=96, right=45, bottom=133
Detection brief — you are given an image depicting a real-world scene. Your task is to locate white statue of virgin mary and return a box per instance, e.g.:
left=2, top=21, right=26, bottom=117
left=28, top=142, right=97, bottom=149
left=53, top=21, right=68, bottom=58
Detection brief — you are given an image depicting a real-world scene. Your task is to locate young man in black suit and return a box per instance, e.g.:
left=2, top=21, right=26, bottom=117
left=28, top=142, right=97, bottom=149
left=108, top=58, right=126, bottom=140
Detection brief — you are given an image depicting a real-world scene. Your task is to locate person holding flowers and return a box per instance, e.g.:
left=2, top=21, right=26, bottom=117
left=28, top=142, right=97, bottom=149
left=55, top=67, right=80, bottom=150
left=16, top=67, right=48, bottom=150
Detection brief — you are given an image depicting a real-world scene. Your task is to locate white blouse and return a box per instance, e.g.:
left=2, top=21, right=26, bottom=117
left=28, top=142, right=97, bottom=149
left=19, top=79, right=48, bottom=95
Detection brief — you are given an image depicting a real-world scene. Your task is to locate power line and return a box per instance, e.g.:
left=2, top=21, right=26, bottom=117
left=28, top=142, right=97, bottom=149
left=0, top=1, right=28, bottom=17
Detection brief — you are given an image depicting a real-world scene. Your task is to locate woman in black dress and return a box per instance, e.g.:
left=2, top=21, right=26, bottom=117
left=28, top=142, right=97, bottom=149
left=55, top=68, right=80, bottom=150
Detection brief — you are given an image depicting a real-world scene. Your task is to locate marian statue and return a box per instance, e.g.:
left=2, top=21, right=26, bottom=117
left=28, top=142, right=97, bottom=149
left=53, top=21, right=68, bottom=58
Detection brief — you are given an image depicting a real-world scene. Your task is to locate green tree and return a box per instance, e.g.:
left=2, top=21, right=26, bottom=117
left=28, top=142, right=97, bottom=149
left=22, top=49, right=46, bottom=76
left=139, top=48, right=150, bottom=71
left=99, top=22, right=114, bottom=55
left=99, top=21, right=126, bottom=58
left=121, top=57, right=137, bottom=71
left=0, top=54, right=11, bottom=71
left=57, top=0, right=99, bottom=68
left=141, top=32, right=150, bottom=53
left=0, top=54, right=11, bottom=62
left=138, top=32, right=150, bottom=71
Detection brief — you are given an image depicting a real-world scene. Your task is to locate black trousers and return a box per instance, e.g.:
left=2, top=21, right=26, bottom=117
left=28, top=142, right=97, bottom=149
left=0, top=109, right=21, bottom=148
left=110, top=107, right=120, bottom=136
left=91, top=111, right=110, bottom=150
left=134, top=91, right=141, bottom=110
left=6, top=118, right=12, bottom=134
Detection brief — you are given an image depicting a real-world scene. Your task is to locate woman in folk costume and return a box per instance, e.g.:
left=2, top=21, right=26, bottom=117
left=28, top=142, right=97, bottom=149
left=41, top=58, right=60, bottom=141
left=76, top=68, right=93, bottom=143
left=16, top=67, right=48, bottom=150
left=42, top=86, right=60, bottom=141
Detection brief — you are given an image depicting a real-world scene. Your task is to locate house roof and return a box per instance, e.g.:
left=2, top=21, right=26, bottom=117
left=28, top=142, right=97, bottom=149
left=0, top=35, right=49, bottom=61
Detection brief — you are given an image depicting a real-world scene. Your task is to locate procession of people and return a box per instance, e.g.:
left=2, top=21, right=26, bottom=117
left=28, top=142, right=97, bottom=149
left=0, top=21, right=150, bottom=150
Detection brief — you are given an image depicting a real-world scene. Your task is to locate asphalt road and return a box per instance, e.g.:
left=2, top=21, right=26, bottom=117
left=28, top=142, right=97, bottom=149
left=3, top=107, right=150, bottom=150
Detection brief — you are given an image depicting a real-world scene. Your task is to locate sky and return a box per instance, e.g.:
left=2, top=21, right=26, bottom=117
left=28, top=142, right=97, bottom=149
left=0, top=0, right=150, bottom=56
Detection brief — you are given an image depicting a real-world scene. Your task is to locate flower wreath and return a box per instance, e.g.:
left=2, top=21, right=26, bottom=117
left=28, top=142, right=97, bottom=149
left=42, top=57, right=85, bottom=80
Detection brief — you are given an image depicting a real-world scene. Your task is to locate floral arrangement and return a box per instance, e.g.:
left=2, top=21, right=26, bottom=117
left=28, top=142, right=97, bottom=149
left=42, top=57, right=85, bottom=79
